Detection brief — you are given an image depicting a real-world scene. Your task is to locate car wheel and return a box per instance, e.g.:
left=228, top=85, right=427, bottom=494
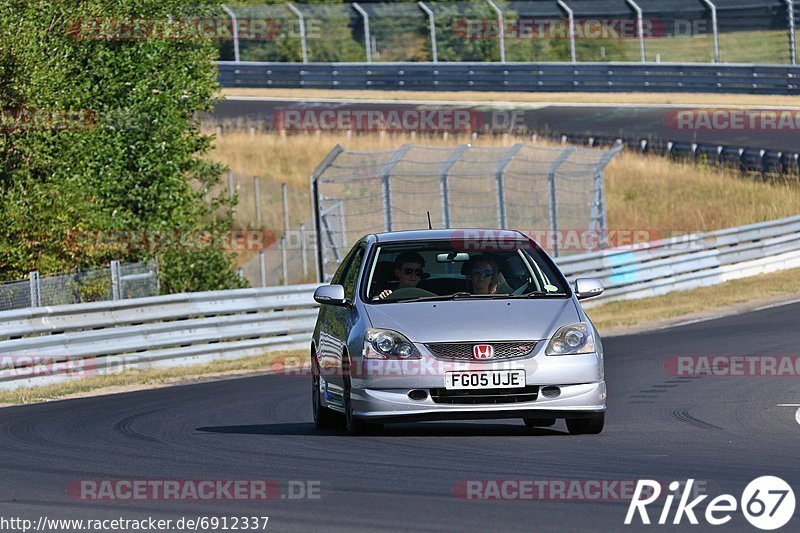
left=312, top=355, right=339, bottom=429
left=523, top=417, right=556, bottom=428
left=566, top=412, right=605, bottom=435
left=343, top=376, right=383, bottom=436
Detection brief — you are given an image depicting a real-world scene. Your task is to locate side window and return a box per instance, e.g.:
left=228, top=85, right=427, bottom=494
left=341, top=245, right=366, bottom=299
left=330, top=243, right=361, bottom=285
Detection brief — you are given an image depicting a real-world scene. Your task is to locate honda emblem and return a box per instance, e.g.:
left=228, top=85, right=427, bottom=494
left=473, top=344, right=494, bottom=360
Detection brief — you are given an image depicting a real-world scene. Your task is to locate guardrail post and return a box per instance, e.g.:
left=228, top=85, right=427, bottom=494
left=110, top=261, right=121, bottom=301
left=287, top=3, right=309, bottom=63
left=220, top=4, right=240, bottom=63
left=788, top=0, right=797, bottom=65
left=486, top=0, right=506, bottom=63
left=494, top=143, right=524, bottom=228
left=548, top=147, right=576, bottom=257
left=352, top=3, right=372, bottom=63
left=300, top=223, right=308, bottom=279
left=29, top=271, right=41, bottom=307
left=254, top=176, right=262, bottom=228
left=418, top=2, right=438, bottom=62
left=626, top=0, right=646, bottom=62
left=438, top=145, right=469, bottom=229
left=557, top=0, right=577, bottom=63
left=701, top=0, right=720, bottom=62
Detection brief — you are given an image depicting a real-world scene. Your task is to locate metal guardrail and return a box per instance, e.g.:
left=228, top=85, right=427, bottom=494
left=218, top=62, right=800, bottom=94
left=1, top=215, right=799, bottom=390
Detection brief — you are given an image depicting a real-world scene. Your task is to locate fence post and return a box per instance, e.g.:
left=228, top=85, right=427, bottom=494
left=486, top=0, right=506, bottom=63
left=788, top=0, right=797, bottom=65
left=29, top=271, right=41, bottom=307
left=110, top=260, right=121, bottom=301
left=287, top=3, right=309, bottom=63
left=592, top=143, right=623, bottom=249
left=626, top=0, right=646, bottom=62
left=259, top=250, right=267, bottom=287
left=220, top=4, right=240, bottom=63
left=281, top=237, right=289, bottom=285
left=418, top=2, right=438, bottom=62
left=557, top=0, right=577, bottom=63
left=439, top=144, right=469, bottom=229
left=300, top=222, right=308, bottom=279
left=547, top=147, right=576, bottom=258
left=494, top=143, right=524, bottom=229
left=380, top=144, right=413, bottom=232
left=254, top=176, right=262, bottom=228
left=282, top=183, right=290, bottom=236
left=352, top=3, right=372, bottom=63
left=701, top=0, right=720, bottom=62
left=310, top=145, right=346, bottom=282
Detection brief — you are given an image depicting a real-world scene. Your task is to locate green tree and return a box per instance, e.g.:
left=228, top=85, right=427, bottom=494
left=0, top=0, right=245, bottom=292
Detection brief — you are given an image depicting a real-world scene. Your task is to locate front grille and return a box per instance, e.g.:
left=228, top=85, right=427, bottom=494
left=430, top=386, right=539, bottom=405
left=425, top=341, right=537, bottom=361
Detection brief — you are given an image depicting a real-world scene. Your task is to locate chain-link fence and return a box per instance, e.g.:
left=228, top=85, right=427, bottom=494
left=311, top=142, right=622, bottom=281
left=0, top=261, right=158, bottom=312
left=216, top=0, right=798, bottom=65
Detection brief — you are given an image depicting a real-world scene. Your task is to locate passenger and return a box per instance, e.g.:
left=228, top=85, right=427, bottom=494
left=374, top=251, right=425, bottom=300
left=467, top=255, right=498, bottom=295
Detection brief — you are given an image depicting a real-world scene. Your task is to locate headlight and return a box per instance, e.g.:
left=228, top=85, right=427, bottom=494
left=545, top=323, right=595, bottom=355
left=363, top=328, right=421, bottom=359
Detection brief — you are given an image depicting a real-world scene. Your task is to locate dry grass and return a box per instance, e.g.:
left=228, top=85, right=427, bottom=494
left=0, top=350, right=305, bottom=407
left=208, top=131, right=800, bottom=236
left=586, top=267, right=800, bottom=331
left=221, top=88, right=800, bottom=109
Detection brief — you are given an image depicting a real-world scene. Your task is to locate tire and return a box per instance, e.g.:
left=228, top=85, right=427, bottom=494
left=312, top=354, right=339, bottom=430
left=523, top=417, right=556, bottom=428
left=566, top=412, right=605, bottom=435
left=343, top=376, right=383, bottom=436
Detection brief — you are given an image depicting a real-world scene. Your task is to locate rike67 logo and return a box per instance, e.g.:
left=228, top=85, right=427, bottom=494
left=625, top=477, right=795, bottom=530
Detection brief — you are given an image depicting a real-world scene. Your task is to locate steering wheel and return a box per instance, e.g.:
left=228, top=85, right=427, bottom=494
left=381, top=287, right=437, bottom=301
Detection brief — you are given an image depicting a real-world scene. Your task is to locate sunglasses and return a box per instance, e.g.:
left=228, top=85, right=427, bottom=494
left=401, top=268, right=423, bottom=276
left=472, top=267, right=494, bottom=278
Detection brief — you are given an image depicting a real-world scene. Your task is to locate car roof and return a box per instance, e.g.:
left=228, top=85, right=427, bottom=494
left=372, top=228, right=528, bottom=243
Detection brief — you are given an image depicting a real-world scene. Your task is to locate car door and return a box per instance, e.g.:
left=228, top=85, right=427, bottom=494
left=318, top=242, right=367, bottom=405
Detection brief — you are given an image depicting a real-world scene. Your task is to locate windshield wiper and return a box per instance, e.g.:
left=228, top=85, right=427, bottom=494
left=524, top=291, right=568, bottom=298
left=397, top=292, right=474, bottom=302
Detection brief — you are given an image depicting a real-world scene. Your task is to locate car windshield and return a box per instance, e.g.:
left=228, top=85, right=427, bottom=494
left=362, top=239, right=569, bottom=303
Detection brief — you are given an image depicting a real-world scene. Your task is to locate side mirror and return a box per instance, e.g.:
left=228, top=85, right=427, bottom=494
left=314, top=284, right=348, bottom=306
left=574, top=278, right=604, bottom=300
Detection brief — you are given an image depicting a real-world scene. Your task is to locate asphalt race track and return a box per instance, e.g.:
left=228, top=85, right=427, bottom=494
left=0, top=302, right=798, bottom=532
left=211, top=98, right=800, bottom=153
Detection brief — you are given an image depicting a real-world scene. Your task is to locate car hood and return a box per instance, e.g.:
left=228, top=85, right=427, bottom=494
left=363, top=298, right=580, bottom=343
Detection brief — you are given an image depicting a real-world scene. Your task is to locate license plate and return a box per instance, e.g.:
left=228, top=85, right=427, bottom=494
left=445, top=370, right=526, bottom=390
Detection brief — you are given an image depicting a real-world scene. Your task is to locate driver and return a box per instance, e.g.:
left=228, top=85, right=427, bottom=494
left=467, top=255, right=498, bottom=295
left=374, top=251, right=425, bottom=300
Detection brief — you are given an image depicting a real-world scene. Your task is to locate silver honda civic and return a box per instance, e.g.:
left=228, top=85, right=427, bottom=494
left=311, top=229, right=606, bottom=435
